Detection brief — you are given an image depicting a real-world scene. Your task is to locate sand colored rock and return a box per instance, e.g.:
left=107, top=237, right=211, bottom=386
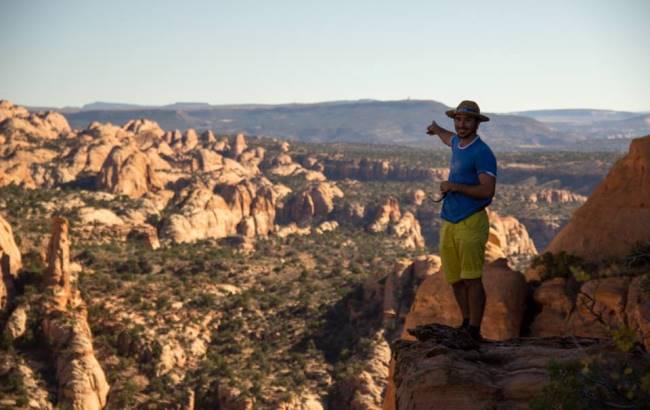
left=315, top=220, right=339, bottom=234
left=367, top=197, right=401, bottom=233
left=4, top=303, right=28, bottom=341
left=546, top=135, right=650, bottom=261
left=487, top=209, right=538, bottom=257
left=0, top=213, right=22, bottom=279
left=0, top=107, right=70, bottom=140
left=409, top=189, right=426, bottom=206
left=528, top=188, right=587, bottom=204
left=0, top=99, right=29, bottom=122
left=191, top=148, right=225, bottom=172
left=288, top=182, right=344, bottom=223
left=276, top=223, right=312, bottom=238
left=97, top=144, right=163, bottom=198
left=162, top=185, right=240, bottom=243
left=41, top=217, right=110, bottom=409
left=201, top=129, right=217, bottom=144
left=44, top=217, right=73, bottom=310
left=390, top=212, right=425, bottom=249
left=231, top=133, right=248, bottom=158
left=122, top=118, right=164, bottom=137
left=78, top=207, right=124, bottom=226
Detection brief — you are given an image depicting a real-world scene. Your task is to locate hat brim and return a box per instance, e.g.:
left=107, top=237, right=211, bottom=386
left=445, top=109, right=490, bottom=122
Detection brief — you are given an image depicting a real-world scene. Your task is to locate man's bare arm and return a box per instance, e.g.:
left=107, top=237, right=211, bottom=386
left=440, top=173, right=496, bottom=199
left=426, top=120, right=454, bottom=147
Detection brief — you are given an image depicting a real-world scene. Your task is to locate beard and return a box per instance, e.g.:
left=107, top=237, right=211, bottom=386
left=456, top=125, right=478, bottom=138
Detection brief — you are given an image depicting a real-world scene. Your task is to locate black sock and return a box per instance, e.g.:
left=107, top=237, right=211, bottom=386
left=468, top=325, right=481, bottom=339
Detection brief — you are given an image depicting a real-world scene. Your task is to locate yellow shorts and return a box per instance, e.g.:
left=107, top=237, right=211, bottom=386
left=439, top=209, right=489, bottom=284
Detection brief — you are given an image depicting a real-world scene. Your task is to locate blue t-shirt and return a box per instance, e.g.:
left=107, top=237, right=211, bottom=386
left=441, top=135, right=497, bottom=223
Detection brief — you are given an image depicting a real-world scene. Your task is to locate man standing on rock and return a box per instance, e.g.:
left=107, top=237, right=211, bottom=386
left=426, top=100, right=497, bottom=341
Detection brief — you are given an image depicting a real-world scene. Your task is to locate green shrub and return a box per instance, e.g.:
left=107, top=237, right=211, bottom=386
left=532, top=251, right=592, bottom=282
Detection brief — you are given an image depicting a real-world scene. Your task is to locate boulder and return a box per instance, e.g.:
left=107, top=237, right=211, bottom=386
left=402, top=259, right=527, bottom=342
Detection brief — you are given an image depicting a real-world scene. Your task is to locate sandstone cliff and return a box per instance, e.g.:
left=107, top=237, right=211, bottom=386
left=546, top=135, right=650, bottom=261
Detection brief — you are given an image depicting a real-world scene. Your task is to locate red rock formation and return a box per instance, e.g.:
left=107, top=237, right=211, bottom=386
left=546, top=135, right=650, bottom=261
left=387, top=328, right=602, bottom=410
left=530, top=275, right=650, bottom=350
left=401, top=259, right=527, bottom=342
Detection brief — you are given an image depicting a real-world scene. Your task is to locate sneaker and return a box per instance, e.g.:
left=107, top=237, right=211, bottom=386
left=467, top=325, right=483, bottom=342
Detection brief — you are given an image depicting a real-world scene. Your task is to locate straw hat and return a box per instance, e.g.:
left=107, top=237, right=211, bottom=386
left=445, top=100, right=490, bottom=122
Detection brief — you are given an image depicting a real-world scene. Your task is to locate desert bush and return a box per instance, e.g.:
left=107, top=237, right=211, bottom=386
left=531, top=350, right=650, bottom=409
left=532, top=251, right=593, bottom=282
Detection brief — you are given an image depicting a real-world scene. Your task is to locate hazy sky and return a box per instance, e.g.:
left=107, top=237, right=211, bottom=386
left=1, top=0, right=649, bottom=112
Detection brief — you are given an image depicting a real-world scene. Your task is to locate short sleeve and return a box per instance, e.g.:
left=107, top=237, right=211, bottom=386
left=476, top=146, right=497, bottom=178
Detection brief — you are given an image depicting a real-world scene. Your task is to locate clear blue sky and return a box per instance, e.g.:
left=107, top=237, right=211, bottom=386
left=1, top=0, right=649, bottom=112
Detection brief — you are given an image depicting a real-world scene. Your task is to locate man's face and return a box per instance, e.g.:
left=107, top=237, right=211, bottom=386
left=454, top=114, right=479, bottom=139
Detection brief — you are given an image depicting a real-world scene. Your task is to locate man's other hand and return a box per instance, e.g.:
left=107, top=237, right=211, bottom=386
left=440, top=181, right=453, bottom=193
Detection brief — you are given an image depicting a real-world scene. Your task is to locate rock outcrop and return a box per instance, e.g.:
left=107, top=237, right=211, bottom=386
left=41, top=217, right=110, bottom=409
left=546, top=135, right=650, bottom=261
left=0, top=213, right=21, bottom=278
left=97, top=144, right=163, bottom=198
left=329, top=331, right=391, bottom=409
left=0, top=100, right=70, bottom=140
left=486, top=209, right=538, bottom=261
left=530, top=275, right=650, bottom=350
left=387, top=324, right=605, bottom=410
left=287, top=182, right=344, bottom=224
left=231, top=133, right=248, bottom=158
left=367, top=198, right=425, bottom=249
left=528, top=188, right=587, bottom=204
left=0, top=213, right=21, bottom=312
left=367, top=197, right=401, bottom=233
left=162, top=179, right=279, bottom=243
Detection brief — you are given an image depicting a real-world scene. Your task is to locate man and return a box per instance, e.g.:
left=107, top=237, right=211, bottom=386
left=426, top=100, right=497, bottom=341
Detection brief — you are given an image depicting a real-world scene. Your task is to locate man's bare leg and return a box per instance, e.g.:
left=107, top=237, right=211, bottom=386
left=452, top=281, right=470, bottom=329
left=466, top=278, right=486, bottom=339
